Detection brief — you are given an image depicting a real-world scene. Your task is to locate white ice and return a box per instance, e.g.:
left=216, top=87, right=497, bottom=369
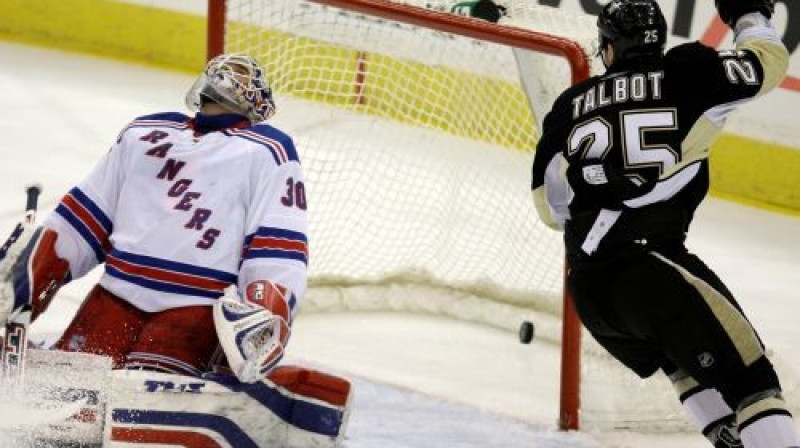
left=1, top=41, right=799, bottom=447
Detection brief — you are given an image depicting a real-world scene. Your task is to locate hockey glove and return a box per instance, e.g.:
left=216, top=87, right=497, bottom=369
left=213, top=282, right=291, bottom=383
left=0, top=226, right=68, bottom=324
left=470, top=0, right=507, bottom=23
left=715, top=0, right=774, bottom=28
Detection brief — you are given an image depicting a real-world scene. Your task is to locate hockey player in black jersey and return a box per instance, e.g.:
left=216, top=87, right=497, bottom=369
left=531, top=0, right=797, bottom=447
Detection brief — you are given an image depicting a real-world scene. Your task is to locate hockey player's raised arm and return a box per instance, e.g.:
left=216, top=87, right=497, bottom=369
left=720, top=0, right=789, bottom=95
left=621, top=2, right=788, bottom=210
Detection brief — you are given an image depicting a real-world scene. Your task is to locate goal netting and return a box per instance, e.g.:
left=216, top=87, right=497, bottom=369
left=209, top=0, right=800, bottom=433
left=216, top=0, right=588, bottom=335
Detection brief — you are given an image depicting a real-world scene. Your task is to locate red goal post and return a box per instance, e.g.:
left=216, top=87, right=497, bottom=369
left=207, top=0, right=590, bottom=431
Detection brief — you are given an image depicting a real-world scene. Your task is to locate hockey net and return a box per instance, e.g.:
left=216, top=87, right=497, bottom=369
left=208, top=0, right=710, bottom=432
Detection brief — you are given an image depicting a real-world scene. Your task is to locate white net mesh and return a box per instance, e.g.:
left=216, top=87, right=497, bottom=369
left=225, top=0, right=577, bottom=314
left=220, top=0, right=721, bottom=432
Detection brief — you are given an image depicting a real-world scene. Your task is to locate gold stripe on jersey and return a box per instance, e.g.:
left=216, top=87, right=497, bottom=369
left=666, top=32, right=790, bottom=182
left=661, top=115, right=718, bottom=179
left=671, top=373, right=700, bottom=397
left=737, top=40, right=791, bottom=96
left=736, top=395, right=789, bottom=428
left=651, top=253, right=764, bottom=367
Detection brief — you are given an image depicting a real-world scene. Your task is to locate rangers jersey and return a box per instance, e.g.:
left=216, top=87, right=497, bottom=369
left=44, top=112, right=307, bottom=315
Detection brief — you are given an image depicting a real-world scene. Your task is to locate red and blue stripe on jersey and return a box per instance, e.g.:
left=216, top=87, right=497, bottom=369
left=224, top=124, right=299, bottom=165
left=106, top=248, right=236, bottom=299
left=55, top=187, right=112, bottom=262
left=243, top=227, right=308, bottom=266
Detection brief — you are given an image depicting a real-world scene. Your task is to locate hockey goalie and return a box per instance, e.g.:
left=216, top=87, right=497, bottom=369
left=0, top=54, right=352, bottom=447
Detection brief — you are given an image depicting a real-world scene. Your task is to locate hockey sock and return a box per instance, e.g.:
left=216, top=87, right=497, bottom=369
left=670, top=369, right=742, bottom=447
left=737, top=390, right=800, bottom=448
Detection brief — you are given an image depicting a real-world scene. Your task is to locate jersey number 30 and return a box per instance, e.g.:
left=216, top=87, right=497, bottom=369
left=281, top=177, right=307, bottom=210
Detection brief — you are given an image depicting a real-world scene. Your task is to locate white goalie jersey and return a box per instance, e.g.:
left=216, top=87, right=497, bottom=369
left=43, top=112, right=307, bottom=315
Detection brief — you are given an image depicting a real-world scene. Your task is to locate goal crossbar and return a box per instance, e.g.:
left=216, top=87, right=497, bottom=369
left=308, top=0, right=590, bottom=85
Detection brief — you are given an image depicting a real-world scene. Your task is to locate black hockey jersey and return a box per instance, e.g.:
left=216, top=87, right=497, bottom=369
left=531, top=33, right=788, bottom=262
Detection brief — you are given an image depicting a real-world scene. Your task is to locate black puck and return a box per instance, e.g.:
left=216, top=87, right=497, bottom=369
left=519, top=320, right=534, bottom=344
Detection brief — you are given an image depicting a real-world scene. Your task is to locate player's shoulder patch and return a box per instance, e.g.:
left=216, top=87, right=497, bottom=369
left=225, top=124, right=300, bottom=166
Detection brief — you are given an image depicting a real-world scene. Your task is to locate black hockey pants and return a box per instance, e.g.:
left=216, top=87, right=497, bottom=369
left=566, top=245, right=782, bottom=408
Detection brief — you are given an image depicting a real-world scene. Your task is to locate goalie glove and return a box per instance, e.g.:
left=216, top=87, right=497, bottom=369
left=213, top=281, right=291, bottom=383
left=715, top=0, right=774, bottom=28
left=0, top=225, right=68, bottom=324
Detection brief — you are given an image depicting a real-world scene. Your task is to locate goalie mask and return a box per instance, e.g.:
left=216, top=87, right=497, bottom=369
left=185, top=53, right=276, bottom=123
left=597, top=0, right=667, bottom=64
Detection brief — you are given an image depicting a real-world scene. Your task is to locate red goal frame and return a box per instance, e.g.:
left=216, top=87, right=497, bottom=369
left=206, top=0, right=589, bottom=430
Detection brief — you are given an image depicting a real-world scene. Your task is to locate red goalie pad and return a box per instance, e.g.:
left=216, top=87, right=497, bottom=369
left=268, top=365, right=352, bottom=408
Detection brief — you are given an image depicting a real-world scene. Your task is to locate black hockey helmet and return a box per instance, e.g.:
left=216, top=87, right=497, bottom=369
left=597, top=0, right=667, bottom=62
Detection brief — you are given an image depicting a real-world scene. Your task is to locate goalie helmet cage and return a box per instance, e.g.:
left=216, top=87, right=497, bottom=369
left=208, top=0, right=598, bottom=432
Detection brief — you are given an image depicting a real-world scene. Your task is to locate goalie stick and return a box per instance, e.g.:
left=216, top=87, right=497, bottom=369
left=1, top=184, right=42, bottom=383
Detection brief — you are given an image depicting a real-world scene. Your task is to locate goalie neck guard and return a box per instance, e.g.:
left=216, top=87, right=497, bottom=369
left=185, top=53, right=276, bottom=123
left=597, top=0, right=667, bottom=63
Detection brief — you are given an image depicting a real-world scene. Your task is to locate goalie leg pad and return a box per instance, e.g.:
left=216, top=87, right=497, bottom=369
left=268, top=365, right=352, bottom=408
left=107, top=369, right=352, bottom=448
